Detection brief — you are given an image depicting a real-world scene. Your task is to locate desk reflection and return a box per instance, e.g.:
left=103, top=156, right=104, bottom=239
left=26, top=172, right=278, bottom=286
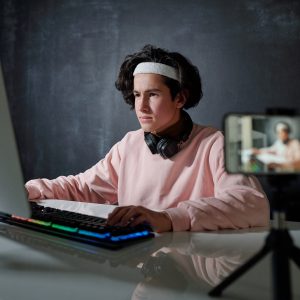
left=0, top=224, right=267, bottom=299
left=132, top=230, right=266, bottom=299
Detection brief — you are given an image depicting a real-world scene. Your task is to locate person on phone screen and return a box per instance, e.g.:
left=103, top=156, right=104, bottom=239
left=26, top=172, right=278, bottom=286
left=252, top=122, right=300, bottom=171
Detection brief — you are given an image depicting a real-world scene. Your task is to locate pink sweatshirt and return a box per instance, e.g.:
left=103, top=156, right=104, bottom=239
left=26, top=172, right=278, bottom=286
left=25, top=125, right=270, bottom=231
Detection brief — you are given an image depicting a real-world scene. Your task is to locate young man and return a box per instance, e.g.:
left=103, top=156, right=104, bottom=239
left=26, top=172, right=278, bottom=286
left=26, top=45, right=269, bottom=232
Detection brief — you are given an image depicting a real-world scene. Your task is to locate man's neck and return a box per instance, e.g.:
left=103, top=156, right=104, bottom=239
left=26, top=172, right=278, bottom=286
left=155, top=112, right=185, bottom=141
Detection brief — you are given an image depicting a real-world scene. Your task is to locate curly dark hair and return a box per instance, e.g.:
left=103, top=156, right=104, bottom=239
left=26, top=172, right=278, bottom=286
left=115, top=45, right=203, bottom=109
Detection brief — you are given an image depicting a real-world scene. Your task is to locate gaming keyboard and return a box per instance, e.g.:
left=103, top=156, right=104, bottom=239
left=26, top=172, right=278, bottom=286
left=0, top=202, right=154, bottom=250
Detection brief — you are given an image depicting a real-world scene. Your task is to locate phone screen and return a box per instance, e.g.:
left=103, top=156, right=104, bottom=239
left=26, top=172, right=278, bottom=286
left=224, top=114, right=300, bottom=175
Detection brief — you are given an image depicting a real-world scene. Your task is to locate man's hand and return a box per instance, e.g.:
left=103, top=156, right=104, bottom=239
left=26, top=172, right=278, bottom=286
left=106, top=205, right=172, bottom=233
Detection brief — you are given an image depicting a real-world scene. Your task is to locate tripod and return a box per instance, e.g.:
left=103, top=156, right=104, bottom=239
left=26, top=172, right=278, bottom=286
left=209, top=176, right=300, bottom=300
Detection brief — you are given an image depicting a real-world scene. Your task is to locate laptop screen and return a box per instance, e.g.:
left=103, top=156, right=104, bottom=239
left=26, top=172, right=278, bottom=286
left=0, top=63, right=31, bottom=217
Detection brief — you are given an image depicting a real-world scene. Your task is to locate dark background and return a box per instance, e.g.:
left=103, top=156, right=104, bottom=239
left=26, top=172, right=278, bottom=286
left=1, top=0, right=300, bottom=219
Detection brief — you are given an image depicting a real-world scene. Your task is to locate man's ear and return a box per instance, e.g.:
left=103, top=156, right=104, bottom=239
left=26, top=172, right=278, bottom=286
left=175, top=89, right=189, bottom=108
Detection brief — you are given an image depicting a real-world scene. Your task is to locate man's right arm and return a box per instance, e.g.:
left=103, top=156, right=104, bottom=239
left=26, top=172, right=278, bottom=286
left=25, top=143, right=121, bottom=204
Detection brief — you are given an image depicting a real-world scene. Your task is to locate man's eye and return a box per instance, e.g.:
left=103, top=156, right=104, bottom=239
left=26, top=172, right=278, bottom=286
left=134, top=93, right=140, bottom=98
left=149, top=93, right=158, bottom=97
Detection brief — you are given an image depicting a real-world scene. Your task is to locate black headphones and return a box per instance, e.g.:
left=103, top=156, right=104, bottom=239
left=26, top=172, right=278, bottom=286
left=144, top=111, right=193, bottom=159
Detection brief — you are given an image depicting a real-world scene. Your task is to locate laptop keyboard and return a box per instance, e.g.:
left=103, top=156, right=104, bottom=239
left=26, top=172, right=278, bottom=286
left=4, top=202, right=154, bottom=249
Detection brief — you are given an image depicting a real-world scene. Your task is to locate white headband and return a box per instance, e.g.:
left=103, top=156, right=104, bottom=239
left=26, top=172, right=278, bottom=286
left=133, top=62, right=180, bottom=82
left=276, top=122, right=289, bottom=132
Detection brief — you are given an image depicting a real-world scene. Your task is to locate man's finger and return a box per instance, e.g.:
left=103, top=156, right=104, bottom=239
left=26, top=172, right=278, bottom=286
left=107, top=207, right=131, bottom=225
left=119, top=208, right=142, bottom=226
left=129, top=214, right=148, bottom=227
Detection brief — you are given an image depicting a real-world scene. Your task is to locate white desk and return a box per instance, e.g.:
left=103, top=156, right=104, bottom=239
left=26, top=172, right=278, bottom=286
left=0, top=202, right=299, bottom=300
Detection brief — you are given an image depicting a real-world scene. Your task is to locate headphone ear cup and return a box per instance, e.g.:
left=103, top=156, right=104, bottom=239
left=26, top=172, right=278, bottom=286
left=157, top=138, right=179, bottom=159
left=144, top=133, right=159, bottom=154
left=144, top=111, right=193, bottom=159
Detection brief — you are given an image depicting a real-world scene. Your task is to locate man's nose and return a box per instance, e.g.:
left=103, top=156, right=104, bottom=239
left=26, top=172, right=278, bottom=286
left=139, top=96, right=150, bottom=112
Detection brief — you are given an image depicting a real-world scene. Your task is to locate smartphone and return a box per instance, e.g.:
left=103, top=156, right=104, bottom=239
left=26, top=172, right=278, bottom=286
left=224, top=114, right=300, bottom=175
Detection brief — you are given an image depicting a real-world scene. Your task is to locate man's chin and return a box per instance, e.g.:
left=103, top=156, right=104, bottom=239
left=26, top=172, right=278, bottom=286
left=140, top=125, right=155, bottom=133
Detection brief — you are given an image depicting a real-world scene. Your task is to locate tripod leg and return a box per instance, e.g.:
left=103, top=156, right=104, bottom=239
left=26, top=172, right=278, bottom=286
left=209, top=244, right=270, bottom=297
left=273, top=244, right=291, bottom=300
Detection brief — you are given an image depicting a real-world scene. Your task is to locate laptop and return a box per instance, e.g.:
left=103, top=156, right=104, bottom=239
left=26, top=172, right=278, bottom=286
left=0, top=64, right=31, bottom=218
left=0, top=63, right=154, bottom=249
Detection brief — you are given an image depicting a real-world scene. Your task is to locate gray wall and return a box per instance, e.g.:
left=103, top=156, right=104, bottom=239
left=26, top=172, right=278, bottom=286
left=1, top=0, right=300, bottom=184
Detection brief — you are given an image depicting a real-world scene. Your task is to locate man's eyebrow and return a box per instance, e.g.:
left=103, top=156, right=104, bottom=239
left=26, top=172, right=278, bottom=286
left=133, top=88, right=162, bottom=93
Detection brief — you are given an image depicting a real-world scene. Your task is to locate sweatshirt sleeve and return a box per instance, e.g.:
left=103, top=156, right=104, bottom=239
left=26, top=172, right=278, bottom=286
left=25, top=143, right=121, bottom=204
left=165, top=133, right=270, bottom=232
